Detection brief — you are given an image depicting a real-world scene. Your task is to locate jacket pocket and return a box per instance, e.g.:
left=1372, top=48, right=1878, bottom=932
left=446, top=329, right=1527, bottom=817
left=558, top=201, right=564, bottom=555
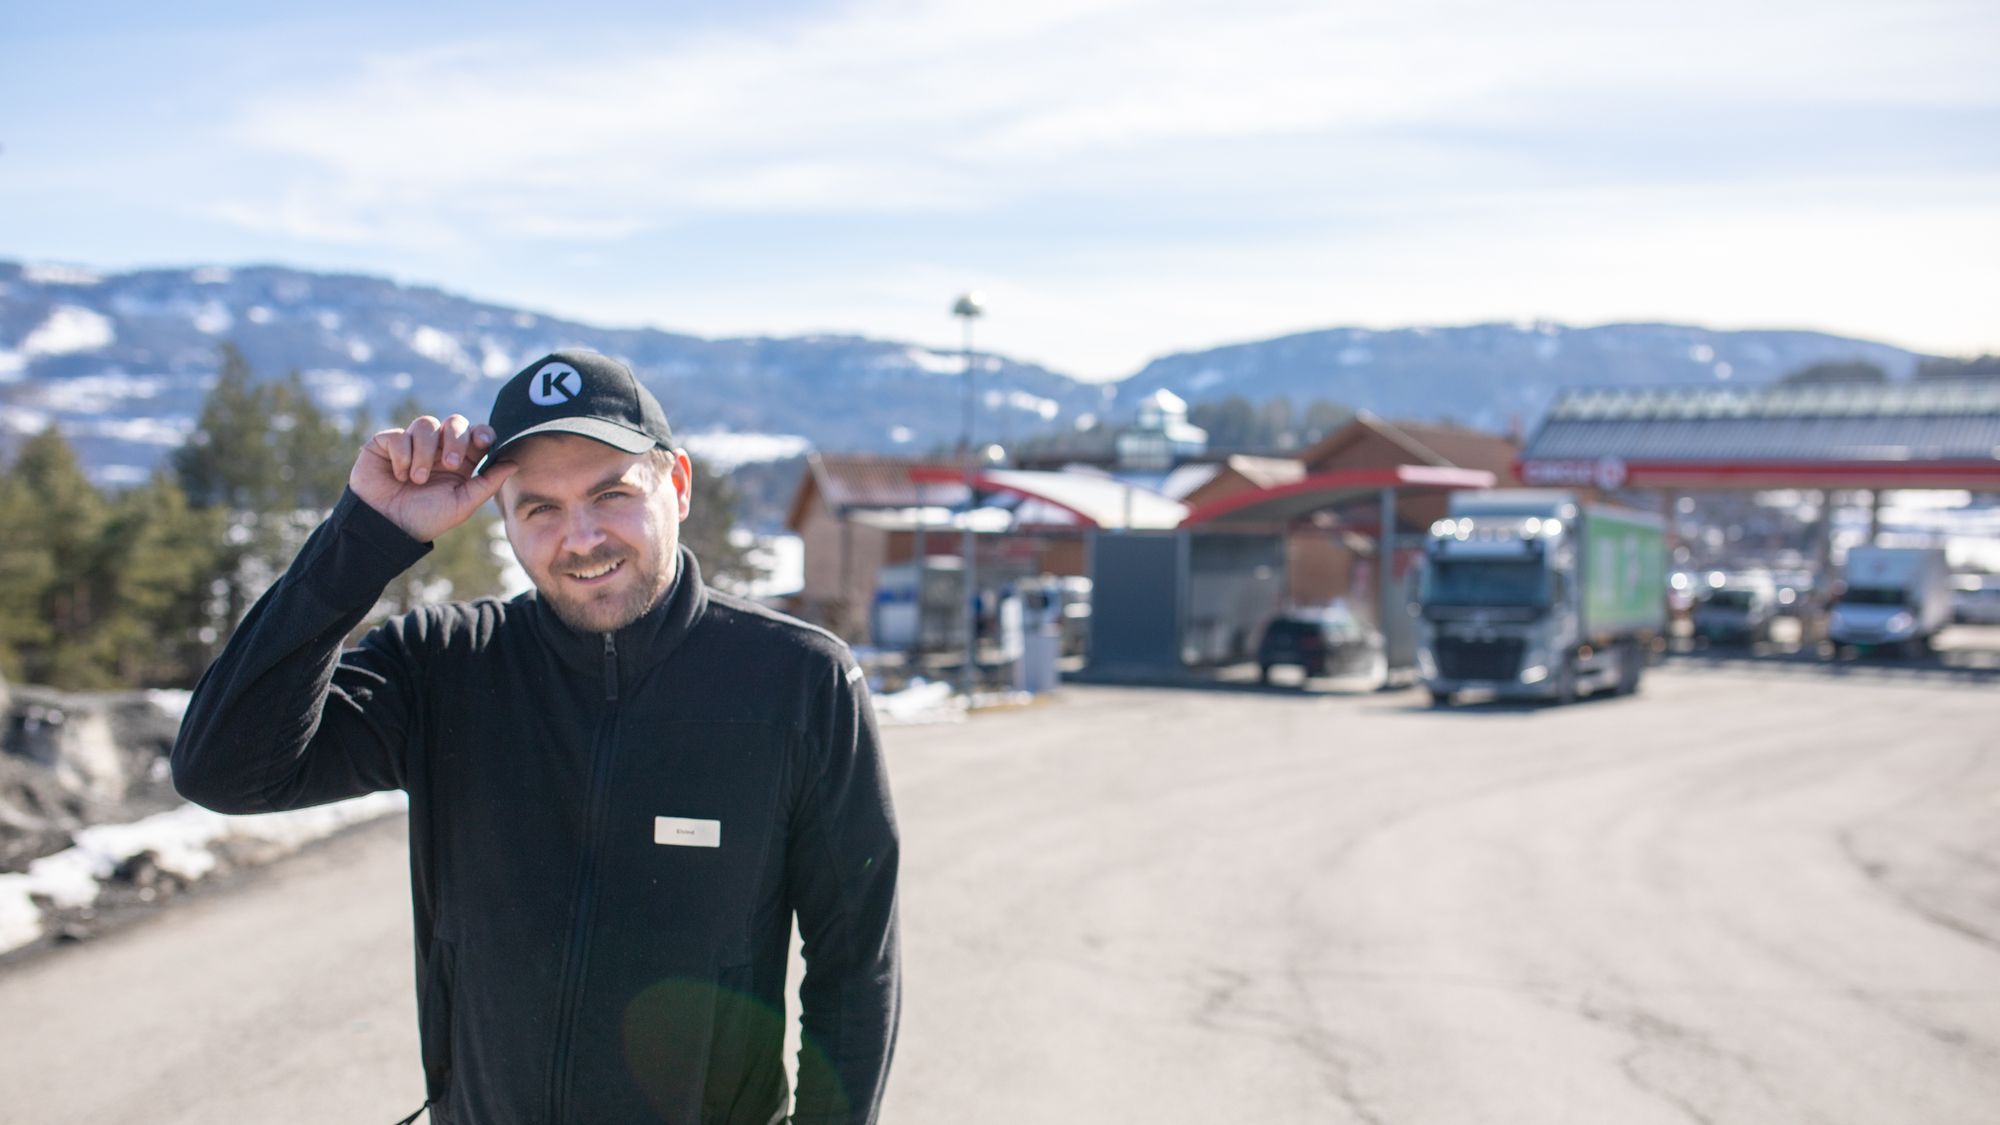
left=418, top=938, right=458, bottom=1102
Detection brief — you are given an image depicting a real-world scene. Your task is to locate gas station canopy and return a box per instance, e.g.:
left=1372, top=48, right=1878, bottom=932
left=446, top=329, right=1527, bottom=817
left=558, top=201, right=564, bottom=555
left=1518, top=381, right=2000, bottom=490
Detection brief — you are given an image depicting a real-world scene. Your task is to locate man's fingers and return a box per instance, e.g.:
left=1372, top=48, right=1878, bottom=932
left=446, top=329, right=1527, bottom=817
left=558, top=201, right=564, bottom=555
left=371, top=428, right=412, bottom=482
left=440, top=414, right=473, bottom=471
left=407, top=416, right=442, bottom=484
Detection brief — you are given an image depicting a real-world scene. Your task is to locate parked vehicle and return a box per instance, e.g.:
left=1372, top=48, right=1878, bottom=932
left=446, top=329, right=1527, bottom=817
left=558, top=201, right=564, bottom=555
left=1256, top=603, right=1382, bottom=685
left=1417, top=491, right=1666, bottom=705
left=1828, top=547, right=1952, bottom=655
left=1691, top=572, right=1779, bottom=644
left=1952, top=574, right=2000, bottom=625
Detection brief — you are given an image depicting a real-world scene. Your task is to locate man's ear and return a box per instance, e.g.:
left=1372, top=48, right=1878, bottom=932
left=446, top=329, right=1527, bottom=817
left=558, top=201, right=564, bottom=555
left=670, top=450, right=693, bottom=520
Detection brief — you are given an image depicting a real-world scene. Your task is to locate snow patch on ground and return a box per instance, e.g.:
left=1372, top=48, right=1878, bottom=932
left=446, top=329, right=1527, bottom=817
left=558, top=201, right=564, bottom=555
left=35, top=373, right=168, bottom=414
left=679, top=431, right=812, bottom=472
left=0, top=791, right=408, bottom=955
left=348, top=338, right=374, bottom=363
left=481, top=341, right=515, bottom=378
left=245, top=306, right=273, bottom=325
left=896, top=347, right=966, bottom=376
left=0, top=349, right=23, bottom=382
left=193, top=301, right=233, bottom=335
left=72, top=416, right=196, bottom=446
left=866, top=682, right=1036, bottom=726
left=718, top=531, right=803, bottom=601
left=871, top=680, right=964, bottom=725
left=190, top=266, right=233, bottom=285
left=2, top=408, right=53, bottom=435
left=22, top=306, right=114, bottom=357
left=23, top=264, right=102, bottom=286
left=90, top=465, right=150, bottom=487
left=303, top=368, right=372, bottom=412
left=408, top=326, right=477, bottom=377
left=1001, top=390, right=1059, bottom=420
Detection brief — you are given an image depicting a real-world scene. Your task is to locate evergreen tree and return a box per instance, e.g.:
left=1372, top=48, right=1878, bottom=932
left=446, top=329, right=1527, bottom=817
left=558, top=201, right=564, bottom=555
left=274, top=370, right=354, bottom=509
left=1915, top=355, right=2000, bottom=380
left=0, top=470, right=55, bottom=680
left=174, top=342, right=279, bottom=512
left=1301, top=399, right=1355, bottom=443
left=683, top=455, right=762, bottom=591
left=9, top=427, right=109, bottom=686
left=1778, top=361, right=1888, bottom=387
left=174, top=343, right=358, bottom=644
left=97, top=473, right=225, bottom=685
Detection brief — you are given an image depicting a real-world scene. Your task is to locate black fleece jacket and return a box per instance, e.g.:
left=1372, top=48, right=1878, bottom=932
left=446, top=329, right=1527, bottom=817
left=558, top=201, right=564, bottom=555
left=172, top=489, right=900, bottom=1124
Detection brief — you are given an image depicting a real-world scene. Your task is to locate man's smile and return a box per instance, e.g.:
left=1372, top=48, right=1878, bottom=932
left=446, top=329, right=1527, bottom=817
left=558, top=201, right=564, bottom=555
left=565, top=558, right=626, bottom=584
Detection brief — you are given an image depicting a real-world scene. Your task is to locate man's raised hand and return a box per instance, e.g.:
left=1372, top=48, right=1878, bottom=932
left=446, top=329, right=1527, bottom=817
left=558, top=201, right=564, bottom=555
left=348, top=414, right=518, bottom=542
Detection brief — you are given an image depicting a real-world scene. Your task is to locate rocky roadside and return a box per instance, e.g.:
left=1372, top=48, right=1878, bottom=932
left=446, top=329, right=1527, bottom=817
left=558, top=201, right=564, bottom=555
left=0, top=673, right=402, bottom=959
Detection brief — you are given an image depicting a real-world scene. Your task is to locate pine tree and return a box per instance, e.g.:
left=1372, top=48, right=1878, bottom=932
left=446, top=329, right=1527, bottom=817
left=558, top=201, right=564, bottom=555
left=175, top=343, right=360, bottom=648
left=682, top=454, right=762, bottom=591
left=0, top=471, right=55, bottom=680
left=97, top=474, right=225, bottom=685
left=9, top=427, right=110, bottom=687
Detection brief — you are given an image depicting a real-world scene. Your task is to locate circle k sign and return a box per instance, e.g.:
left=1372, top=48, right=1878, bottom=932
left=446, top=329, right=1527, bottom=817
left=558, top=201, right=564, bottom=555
left=529, top=362, right=584, bottom=406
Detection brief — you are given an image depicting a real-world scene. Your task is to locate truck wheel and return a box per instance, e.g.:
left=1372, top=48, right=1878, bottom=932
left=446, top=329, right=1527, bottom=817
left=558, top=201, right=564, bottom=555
left=1428, top=689, right=1454, bottom=708
left=1613, top=641, right=1642, bottom=695
left=1553, top=657, right=1578, bottom=705
left=1258, top=664, right=1272, bottom=685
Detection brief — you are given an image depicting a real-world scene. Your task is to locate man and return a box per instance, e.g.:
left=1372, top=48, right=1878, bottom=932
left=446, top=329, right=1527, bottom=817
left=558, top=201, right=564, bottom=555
left=173, top=350, right=900, bottom=1125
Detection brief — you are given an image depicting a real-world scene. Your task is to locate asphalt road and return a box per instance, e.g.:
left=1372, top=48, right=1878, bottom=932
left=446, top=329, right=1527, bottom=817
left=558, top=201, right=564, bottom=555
left=3, top=665, right=1997, bottom=1124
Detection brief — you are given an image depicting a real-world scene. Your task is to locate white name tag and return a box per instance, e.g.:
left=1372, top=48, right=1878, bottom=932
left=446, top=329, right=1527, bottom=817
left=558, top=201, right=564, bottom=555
left=653, top=817, right=721, bottom=848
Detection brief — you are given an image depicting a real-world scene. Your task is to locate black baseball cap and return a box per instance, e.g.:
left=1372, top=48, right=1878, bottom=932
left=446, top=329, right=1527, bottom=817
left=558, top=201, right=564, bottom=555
left=483, top=350, right=674, bottom=466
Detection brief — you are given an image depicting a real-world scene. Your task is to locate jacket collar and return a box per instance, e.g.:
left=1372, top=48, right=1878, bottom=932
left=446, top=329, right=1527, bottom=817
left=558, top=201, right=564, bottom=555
left=528, top=545, right=710, bottom=693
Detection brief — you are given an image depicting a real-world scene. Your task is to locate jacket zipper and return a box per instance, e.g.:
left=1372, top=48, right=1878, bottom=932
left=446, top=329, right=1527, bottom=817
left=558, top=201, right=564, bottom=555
left=546, top=632, right=623, bottom=1123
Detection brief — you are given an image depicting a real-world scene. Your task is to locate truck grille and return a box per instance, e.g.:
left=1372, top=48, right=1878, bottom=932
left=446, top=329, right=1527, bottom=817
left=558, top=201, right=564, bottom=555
left=1435, top=637, right=1524, bottom=681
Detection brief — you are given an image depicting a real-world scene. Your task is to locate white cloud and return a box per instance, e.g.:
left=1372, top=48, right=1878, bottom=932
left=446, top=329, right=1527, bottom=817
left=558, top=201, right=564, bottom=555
left=207, top=0, right=1996, bottom=248
left=21, top=0, right=1993, bottom=375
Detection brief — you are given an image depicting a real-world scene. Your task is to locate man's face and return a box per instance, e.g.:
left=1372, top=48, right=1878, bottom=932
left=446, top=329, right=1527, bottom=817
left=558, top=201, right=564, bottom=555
left=495, top=434, right=693, bottom=634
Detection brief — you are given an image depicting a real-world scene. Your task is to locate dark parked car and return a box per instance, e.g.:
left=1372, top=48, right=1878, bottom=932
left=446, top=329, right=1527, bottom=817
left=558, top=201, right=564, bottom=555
left=1256, top=605, right=1382, bottom=684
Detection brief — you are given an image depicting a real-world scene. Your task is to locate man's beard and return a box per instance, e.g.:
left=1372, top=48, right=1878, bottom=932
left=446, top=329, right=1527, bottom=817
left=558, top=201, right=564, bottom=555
left=537, top=548, right=674, bottom=634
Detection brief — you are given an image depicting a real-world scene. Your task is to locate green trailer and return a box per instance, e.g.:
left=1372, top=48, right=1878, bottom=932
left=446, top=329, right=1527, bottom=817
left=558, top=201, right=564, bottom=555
left=1578, top=504, right=1668, bottom=642
left=1418, top=490, right=1665, bottom=705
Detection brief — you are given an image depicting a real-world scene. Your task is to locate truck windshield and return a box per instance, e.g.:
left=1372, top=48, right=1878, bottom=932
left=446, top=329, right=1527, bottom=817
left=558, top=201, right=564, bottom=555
left=1701, top=591, right=1755, bottom=610
left=1841, top=586, right=1907, bottom=607
left=1424, top=559, right=1547, bottom=607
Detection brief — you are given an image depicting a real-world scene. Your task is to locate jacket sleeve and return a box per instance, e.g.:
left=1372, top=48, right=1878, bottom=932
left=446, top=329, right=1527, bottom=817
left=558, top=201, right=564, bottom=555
left=171, top=488, right=435, bottom=815
left=788, top=656, right=901, bottom=1125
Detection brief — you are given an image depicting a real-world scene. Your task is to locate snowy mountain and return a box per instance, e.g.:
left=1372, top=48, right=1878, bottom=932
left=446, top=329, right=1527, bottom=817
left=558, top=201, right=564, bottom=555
left=0, top=260, right=1927, bottom=486
left=1114, top=321, right=1922, bottom=433
left=0, top=261, right=1097, bottom=485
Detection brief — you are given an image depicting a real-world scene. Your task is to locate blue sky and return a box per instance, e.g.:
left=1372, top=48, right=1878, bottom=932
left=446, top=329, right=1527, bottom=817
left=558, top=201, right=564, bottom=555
left=4, top=0, right=1996, bottom=380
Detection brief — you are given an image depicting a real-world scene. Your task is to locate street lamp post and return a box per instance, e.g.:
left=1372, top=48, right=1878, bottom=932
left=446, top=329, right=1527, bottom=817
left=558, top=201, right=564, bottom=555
left=953, top=292, right=984, bottom=698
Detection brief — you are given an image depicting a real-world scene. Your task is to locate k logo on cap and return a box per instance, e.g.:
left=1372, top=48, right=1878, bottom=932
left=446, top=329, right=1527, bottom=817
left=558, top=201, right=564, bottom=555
left=530, top=362, right=584, bottom=406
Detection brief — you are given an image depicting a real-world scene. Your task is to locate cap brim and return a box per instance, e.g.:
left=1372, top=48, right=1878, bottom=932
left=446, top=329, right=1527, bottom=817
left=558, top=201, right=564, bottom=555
left=480, top=417, right=662, bottom=469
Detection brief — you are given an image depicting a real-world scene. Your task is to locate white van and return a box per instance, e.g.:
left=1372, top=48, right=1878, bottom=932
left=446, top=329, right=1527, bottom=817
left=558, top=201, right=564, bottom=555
left=1828, top=547, right=1952, bottom=655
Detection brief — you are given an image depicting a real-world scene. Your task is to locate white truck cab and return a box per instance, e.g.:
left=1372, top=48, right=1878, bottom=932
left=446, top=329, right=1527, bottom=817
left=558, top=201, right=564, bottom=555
left=1828, top=546, right=1952, bottom=656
